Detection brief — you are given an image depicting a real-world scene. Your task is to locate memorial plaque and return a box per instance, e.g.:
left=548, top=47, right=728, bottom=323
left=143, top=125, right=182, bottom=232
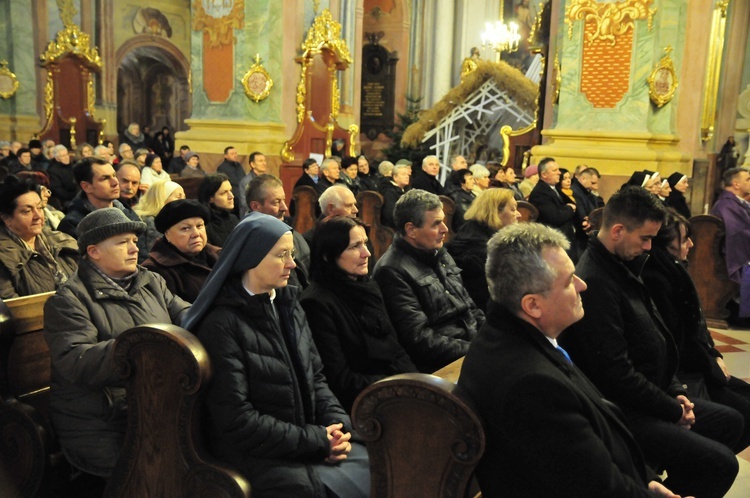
left=360, top=39, right=397, bottom=140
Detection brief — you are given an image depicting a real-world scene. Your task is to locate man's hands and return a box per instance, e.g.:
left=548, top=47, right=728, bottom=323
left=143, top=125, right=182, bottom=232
left=716, top=357, right=731, bottom=380
left=325, top=423, right=352, bottom=464
left=649, top=480, right=693, bottom=497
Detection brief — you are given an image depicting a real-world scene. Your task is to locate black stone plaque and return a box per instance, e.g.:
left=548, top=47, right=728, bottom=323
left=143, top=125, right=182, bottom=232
left=361, top=40, right=397, bottom=140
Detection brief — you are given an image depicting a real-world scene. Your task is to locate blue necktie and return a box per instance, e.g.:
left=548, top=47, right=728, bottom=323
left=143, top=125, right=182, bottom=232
left=557, top=345, right=573, bottom=364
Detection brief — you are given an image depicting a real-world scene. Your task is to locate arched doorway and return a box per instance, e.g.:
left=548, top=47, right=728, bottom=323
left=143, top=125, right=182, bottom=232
left=116, top=39, right=190, bottom=137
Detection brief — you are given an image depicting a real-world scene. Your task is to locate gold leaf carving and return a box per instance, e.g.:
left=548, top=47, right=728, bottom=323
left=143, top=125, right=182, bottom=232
left=40, top=23, right=102, bottom=68
left=191, top=0, right=245, bottom=48
left=565, top=0, right=656, bottom=46
left=301, top=9, right=352, bottom=64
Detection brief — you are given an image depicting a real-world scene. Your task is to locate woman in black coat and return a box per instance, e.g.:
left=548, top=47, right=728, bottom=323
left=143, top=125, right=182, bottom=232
left=446, top=188, right=520, bottom=312
left=183, top=212, right=369, bottom=498
left=198, top=173, right=239, bottom=247
left=300, top=216, right=417, bottom=411
left=642, top=209, right=750, bottom=453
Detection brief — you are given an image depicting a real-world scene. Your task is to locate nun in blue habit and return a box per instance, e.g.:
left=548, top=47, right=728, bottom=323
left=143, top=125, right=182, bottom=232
left=183, top=212, right=370, bottom=498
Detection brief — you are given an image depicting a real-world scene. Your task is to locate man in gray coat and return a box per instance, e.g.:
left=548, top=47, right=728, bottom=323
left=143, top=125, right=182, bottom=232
left=44, top=208, right=190, bottom=478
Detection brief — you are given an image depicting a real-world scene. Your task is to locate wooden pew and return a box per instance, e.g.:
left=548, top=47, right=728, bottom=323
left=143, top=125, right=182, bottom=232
left=0, top=291, right=63, bottom=498
left=292, top=185, right=319, bottom=235
left=517, top=200, right=539, bottom=222
left=105, top=324, right=250, bottom=498
left=687, top=214, right=738, bottom=329
left=171, top=176, right=204, bottom=200
left=439, top=195, right=456, bottom=243
left=357, top=190, right=395, bottom=263
left=351, top=361, right=484, bottom=498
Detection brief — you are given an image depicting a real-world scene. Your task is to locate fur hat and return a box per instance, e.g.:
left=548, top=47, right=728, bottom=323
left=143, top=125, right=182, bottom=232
left=154, top=199, right=209, bottom=233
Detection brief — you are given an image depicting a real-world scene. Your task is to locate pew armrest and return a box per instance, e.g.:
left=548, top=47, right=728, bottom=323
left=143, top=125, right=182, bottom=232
left=352, top=373, right=485, bottom=498
left=106, top=324, right=250, bottom=498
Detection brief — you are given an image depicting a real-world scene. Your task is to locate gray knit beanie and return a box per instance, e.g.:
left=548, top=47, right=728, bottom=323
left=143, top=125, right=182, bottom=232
left=77, top=207, right=146, bottom=255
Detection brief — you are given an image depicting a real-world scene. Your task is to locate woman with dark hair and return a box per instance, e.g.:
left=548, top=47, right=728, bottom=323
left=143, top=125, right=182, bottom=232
left=198, top=173, right=238, bottom=247
left=142, top=199, right=220, bottom=303
left=448, top=168, right=476, bottom=232
left=665, top=173, right=691, bottom=219
left=642, top=209, right=750, bottom=453
left=446, top=188, right=520, bottom=311
left=140, top=154, right=170, bottom=185
left=339, top=157, right=360, bottom=196
left=300, top=216, right=416, bottom=411
left=0, top=176, right=78, bottom=299
left=183, top=212, right=369, bottom=498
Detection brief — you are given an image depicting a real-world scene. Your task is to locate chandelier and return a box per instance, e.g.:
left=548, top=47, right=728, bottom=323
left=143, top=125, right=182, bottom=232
left=481, top=20, right=521, bottom=62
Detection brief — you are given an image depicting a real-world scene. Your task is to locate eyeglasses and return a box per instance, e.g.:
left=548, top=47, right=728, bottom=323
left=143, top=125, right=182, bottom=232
left=275, top=248, right=297, bottom=262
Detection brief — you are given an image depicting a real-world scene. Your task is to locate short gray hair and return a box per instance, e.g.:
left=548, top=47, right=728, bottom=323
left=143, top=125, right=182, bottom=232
left=94, top=145, right=110, bottom=157
left=321, top=157, right=338, bottom=172
left=52, top=144, right=68, bottom=159
left=318, top=185, right=351, bottom=211
left=392, top=164, right=410, bottom=177
left=422, top=155, right=438, bottom=167
left=394, top=189, right=442, bottom=235
left=470, top=164, right=490, bottom=179
left=378, top=160, right=394, bottom=176
left=486, top=223, right=570, bottom=313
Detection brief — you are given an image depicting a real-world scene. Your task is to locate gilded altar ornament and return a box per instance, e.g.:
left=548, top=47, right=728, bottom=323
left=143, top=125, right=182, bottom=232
left=242, top=54, right=273, bottom=102
left=553, top=52, right=561, bottom=104
left=300, top=9, right=353, bottom=64
left=701, top=0, right=730, bottom=142
left=565, top=0, right=656, bottom=46
left=39, top=23, right=102, bottom=68
left=191, top=0, right=245, bottom=48
left=647, top=46, right=678, bottom=108
left=0, top=61, right=19, bottom=99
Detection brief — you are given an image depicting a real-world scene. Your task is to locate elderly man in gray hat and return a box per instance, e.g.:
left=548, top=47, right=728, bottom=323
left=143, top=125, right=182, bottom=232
left=44, top=208, right=190, bottom=482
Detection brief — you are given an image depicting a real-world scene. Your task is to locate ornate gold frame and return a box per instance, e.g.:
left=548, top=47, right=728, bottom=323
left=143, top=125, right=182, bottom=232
left=241, top=54, right=273, bottom=102
left=647, top=46, right=678, bottom=108
left=0, top=60, right=19, bottom=99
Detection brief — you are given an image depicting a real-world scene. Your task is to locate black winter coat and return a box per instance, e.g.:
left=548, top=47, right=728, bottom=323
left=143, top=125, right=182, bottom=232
left=373, top=235, right=484, bottom=372
left=195, top=279, right=350, bottom=498
left=300, top=279, right=417, bottom=411
left=561, top=237, right=686, bottom=423
left=641, top=246, right=725, bottom=385
left=205, top=204, right=239, bottom=247
left=446, top=220, right=495, bottom=312
left=142, top=237, right=220, bottom=303
left=449, top=188, right=475, bottom=232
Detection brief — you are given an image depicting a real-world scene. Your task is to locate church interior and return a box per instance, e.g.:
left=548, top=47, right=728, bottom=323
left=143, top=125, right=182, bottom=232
left=2, top=0, right=750, bottom=496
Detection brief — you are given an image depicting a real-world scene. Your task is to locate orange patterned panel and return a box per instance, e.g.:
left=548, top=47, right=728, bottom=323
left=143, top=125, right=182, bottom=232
left=203, top=33, right=234, bottom=103
left=580, top=23, right=633, bottom=108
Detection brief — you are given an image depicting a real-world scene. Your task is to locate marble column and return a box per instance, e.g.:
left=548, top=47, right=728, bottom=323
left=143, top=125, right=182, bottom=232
left=423, top=0, right=456, bottom=108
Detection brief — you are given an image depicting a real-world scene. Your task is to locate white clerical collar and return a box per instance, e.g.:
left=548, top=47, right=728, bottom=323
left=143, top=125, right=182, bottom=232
left=242, top=284, right=276, bottom=302
left=546, top=337, right=559, bottom=348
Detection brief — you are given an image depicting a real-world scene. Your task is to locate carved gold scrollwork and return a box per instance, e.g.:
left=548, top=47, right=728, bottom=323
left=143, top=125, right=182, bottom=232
left=295, top=65, right=308, bottom=123
left=39, top=23, right=102, bottom=68
left=565, top=0, right=656, bottom=46
left=301, top=9, right=353, bottom=64
left=241, top=54, right=273, bottom=103
left=38, top=74, right=55, bottom=137
left=191, top=0, right=245, bottom=48
left=0, top=60, right=20, bottom=99
left=87, top=75, right=96, bottom=118
left=348, top=125, right=359, bottom=158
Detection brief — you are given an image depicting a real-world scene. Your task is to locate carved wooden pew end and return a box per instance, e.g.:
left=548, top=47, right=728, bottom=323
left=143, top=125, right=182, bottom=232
left=105, top=324, right=250, bottom=498
left=352, top=373, right=485, bottom=498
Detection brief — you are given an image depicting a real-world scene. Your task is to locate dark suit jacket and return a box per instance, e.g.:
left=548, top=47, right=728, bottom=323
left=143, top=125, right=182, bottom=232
left=458, top=303, right=655, bottom=498
left=528, top=181, right=576, bottom=243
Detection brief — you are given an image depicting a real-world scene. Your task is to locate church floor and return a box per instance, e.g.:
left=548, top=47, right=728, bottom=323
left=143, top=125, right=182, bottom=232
left=710, top=326, right=750, bottom=497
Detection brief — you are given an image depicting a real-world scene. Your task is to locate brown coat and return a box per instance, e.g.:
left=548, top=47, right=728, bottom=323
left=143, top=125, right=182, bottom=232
left=0, top=225, right=78, bottom=299
left=142, top=236, right=220, bottom=303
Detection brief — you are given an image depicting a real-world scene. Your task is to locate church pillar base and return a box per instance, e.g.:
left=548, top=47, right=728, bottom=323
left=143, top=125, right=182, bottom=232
left=0, top=114, right=42, bottom=142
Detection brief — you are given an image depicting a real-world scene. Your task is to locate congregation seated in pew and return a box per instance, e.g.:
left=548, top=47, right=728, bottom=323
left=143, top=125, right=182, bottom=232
left=183, top=212, right=370, bottom=498
left=300, top=216, right=417, bottom=412
left=142, top=199, right=220, bottom=303
left=0, top=176, right=78, bottom=299
left=43, top=208, right=190, bottom=483
left=373, top=189, right=484, bottom=373
left=458, top=222, right=679, bottom=497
